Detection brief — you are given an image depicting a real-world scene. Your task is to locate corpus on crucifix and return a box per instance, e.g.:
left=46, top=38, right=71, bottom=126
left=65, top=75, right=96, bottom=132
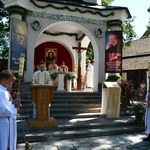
left=72, top=42, right=87, bottom=90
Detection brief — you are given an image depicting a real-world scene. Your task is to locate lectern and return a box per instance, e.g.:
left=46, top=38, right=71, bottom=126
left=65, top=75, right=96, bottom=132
left=29, top=85, right=57, bottom=128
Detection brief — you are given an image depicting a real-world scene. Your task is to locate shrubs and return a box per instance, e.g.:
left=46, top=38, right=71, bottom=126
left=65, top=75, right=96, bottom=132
left=106, top=75, right=121, bottom=81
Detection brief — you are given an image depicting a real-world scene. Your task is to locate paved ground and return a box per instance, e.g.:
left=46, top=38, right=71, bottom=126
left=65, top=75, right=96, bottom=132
left=17, top=131, right=150, bottom=150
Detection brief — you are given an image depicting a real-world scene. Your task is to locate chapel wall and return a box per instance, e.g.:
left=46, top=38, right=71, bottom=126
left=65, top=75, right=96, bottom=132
left=1, top=0, right=131, bottom=91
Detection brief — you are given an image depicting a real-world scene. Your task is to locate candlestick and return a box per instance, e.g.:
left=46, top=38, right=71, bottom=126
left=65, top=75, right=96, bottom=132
left=18, top=56, right=25, bottom=77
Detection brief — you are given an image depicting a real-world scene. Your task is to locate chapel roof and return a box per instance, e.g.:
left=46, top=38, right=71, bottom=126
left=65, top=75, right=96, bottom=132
left=122, top=36, right=150, bottom=71
left=36, top=0, right=131, bottom=18
left=123, top=37, right=150, bottom=57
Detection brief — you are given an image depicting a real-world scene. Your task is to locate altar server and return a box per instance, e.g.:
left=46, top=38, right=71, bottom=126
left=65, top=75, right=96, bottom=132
left=32, top=62, right=52, bottom=85
left=32, top=62, right=53, bottom=118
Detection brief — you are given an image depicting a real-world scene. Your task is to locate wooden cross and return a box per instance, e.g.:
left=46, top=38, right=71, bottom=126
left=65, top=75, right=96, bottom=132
left=72, top=42, right=87, bottom=90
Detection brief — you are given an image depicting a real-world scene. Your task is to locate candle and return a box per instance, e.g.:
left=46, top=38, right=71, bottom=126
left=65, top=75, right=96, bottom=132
left=18, top=56, right=25, bottom=77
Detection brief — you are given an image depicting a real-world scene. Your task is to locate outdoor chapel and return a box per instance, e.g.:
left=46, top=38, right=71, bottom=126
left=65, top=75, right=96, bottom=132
left=2, top=0, right=132, bottom=92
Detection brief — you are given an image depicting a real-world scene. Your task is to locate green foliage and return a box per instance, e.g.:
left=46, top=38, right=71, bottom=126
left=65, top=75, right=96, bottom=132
left=148, top=7, right=150, bottom=12
left=102, top=0, right=114, bottom=6
left=144, top=7, right=150, bottom=38
left=0, top=3, right=10, bottom=59
left=65, top=72, right=76, bottom=80
left=106, top=75, right=121, bottom=81
left=50, top=72, right=58, bottom=79
left=86, top=42, right=94, bottom=62
left=122, top=17, right=137, bottom=48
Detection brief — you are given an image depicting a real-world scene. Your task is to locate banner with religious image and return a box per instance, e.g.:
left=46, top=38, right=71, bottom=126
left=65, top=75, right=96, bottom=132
left=45, top=48, right=57, bottom=62
left=10, top=17, right=28, bottom=70
left=105, top=31, right=122, bottom=73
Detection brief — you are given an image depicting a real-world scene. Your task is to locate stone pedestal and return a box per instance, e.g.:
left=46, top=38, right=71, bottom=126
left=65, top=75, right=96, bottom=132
left=57, top=73, right=65, bottom=91
left=101, top=82, right=121, bottom=119
left=29, top=85, right=57, bottom=128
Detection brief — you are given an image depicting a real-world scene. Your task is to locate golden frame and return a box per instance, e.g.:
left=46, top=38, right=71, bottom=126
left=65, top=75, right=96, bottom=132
left=45, top=48, right=57, bottom=62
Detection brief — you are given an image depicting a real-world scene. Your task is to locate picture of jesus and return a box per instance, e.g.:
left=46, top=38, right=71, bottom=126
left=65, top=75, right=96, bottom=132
left=45, top=48, right=57, bottom=62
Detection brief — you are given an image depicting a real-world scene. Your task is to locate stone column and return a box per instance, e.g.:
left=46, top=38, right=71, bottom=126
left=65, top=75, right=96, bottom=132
left=6, top=6, right=27, bottom=20
left=107, top=20, right=122, bottom=31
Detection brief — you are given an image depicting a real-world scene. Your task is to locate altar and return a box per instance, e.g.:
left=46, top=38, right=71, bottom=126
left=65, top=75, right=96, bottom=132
left=51, top=71, right=77, bottom=92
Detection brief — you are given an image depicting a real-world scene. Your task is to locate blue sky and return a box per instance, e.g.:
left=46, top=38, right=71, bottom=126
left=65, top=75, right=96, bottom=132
left=112, top=0, right=150, bottom=38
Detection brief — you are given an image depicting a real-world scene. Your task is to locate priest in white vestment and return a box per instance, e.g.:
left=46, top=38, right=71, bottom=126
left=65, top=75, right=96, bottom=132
left=0, top=71, right=17, bottom=150
left=85, top=60, right=94, bottom=89
left=143, top=90, right=150, bottom=141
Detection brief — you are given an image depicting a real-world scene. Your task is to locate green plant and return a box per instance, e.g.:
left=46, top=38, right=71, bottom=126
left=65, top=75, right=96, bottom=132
left=50, top=72, right=58, bottom=79
left=65, top=72, right=76, bottom=80
left=106, top=75, right=121, bottom=81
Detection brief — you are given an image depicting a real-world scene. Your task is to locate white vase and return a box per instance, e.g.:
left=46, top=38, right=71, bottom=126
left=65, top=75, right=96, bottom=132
left=67, top=80, right=72, bottom=92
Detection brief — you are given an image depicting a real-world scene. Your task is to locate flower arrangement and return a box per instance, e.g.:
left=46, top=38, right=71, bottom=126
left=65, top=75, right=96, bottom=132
left=65, top=72, right=76, bottom=80
left=50, top=72, right=58, bottom=80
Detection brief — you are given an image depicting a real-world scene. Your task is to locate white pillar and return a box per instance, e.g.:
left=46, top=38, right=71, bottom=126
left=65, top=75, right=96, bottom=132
left=57, top=73, right=65, bottom=91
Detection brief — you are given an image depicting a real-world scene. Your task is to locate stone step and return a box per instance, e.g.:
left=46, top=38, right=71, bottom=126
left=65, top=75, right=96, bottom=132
left=20, top=107, right=129, bottom=119
left=17, top=82, right=140, bottom=144
left=16, top=115, right=144, bottom=143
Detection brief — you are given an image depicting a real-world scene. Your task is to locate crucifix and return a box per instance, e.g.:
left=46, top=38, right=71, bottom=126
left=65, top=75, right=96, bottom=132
left=72, top=42, right=87, bottom=90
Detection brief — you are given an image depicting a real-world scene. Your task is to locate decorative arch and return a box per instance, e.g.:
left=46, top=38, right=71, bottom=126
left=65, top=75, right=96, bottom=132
left=33, top=20, right=100, bottom=91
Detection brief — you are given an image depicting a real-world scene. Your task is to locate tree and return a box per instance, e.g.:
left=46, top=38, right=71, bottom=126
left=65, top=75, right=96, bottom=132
left=0, top=2, right=10, bottom=59
left=86, top=0, right=138, bottom=61
left=122, top=17, right=137, bottom=47
left=144, top=7, right=150, bottom=37
left=102, top=0, right=114, bottom=6
left=86, top=42, right=94, bottom=62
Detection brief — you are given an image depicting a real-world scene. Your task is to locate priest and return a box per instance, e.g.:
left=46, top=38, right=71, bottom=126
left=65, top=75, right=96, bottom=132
left=0, top=71, right=17, bottom=150
left=85, top=60, right=94, bottom=89
left=59, top=61, right=68, bottom=72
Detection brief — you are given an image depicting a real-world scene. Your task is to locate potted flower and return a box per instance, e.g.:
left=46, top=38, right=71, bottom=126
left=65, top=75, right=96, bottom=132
left=65, top=72, right=76, bottom=80
left=50, top=72, right=58, bottom=80
left=65, top=73, right=76, bottom=91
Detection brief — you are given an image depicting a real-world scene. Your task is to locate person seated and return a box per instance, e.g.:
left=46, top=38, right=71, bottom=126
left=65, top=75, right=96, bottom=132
left=59, top=61, right=68, bottom=72
left=48, top=59, right=59, bottom=85
left=48, top=59, right=59, bottom=72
